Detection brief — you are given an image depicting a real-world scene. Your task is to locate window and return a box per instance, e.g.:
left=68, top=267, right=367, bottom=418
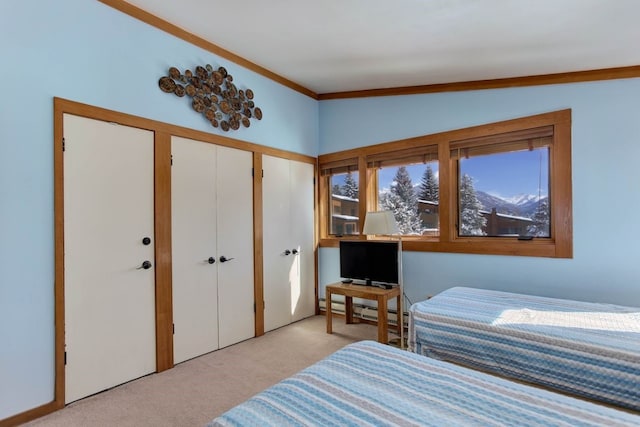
left=368, top=145, right=439, bottom=236
left=318, top=110, right=572, bottom=258
left=451, top=126, right=552, bottom=238
left=320, top=158, right=360, bottom=236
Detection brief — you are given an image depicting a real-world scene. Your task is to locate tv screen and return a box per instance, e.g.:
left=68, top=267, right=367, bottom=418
left=339, top=240, right=399, bottom=285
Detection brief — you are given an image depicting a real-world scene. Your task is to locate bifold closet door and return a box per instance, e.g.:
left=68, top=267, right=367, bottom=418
left=172, top=137, right=254, bottom=363
left=263, top=155, right=315, bottom=332
left=171, top=137, right=219, bottom=364
left=262, top=155, right=294, bottom=332
left=289, top=160, right=315, bottom=322
left=63, top=114, right=156, bottom=404
left=215, top=145, right=255, bottom=348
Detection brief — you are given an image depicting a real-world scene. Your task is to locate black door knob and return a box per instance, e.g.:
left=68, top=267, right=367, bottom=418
left=206, top=257, right=215, bottom=264
left=137, top=260, right=152, bottom=270
left=292, top=249, right=299, bottom=255
left=284, top=249, right=291, bottom=256
left=142, top=237, right=151, bottom=245
left=219, top=256, right=234, bottom=263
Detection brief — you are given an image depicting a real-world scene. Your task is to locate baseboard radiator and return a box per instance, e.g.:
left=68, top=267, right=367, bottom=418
left=319, top=298, right=408, bottom=328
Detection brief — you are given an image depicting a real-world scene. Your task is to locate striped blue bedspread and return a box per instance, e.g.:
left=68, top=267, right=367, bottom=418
left=408, top=286, right=640, bottom=412
left=209, top=340, right=639, bottom=426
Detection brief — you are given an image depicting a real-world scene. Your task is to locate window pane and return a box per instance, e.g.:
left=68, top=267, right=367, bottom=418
left=377, top=162, right=439, bottom=236
left=458, top=148, right=550, bottom=237
left=330, top=171, right=360, bottom=235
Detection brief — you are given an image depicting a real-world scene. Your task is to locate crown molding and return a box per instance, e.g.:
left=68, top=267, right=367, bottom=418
left=98, top=1, right=640, bottom=102
left=98, top=0, right=318, bottom=99
left=318, top=65, right=640, bottom=100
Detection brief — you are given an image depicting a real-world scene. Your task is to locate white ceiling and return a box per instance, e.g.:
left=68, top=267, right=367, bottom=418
left=125, top=0, right=640, bottom=94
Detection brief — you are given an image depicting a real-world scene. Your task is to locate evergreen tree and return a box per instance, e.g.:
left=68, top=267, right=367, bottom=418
left=332, top=184, right=342, bottom=196
left=379, top=166, right=423, bottom=234
left=459, top=174, right=486, bottom=236
left=418, top=165, right=439, bottom=202
left=527, top=198, right=550, bottom=237
left=393, top=166, right=417, bottom=205
left=342, top=171, right=359, bottom=199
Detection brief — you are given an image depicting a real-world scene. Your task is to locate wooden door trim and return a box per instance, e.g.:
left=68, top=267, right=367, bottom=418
left=52, top=97, right=66, bottom=416
left=53, top=98, right=316, bottom=164
left=313, top=160, right=319, bottom=315
left=42, top=97, right=318, bottom=426
left=55, top=108, right=165, bottom=409
left=154, top=132, right=174, bottom=371
left=253, top=153, right=265, bottom=336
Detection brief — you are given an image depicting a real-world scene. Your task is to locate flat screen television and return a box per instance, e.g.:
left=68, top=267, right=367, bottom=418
left=339, top=240, right=399, bottom=286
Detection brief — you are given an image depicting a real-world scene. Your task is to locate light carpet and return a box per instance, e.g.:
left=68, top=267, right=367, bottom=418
left=23, top=315, right=382, bottom=427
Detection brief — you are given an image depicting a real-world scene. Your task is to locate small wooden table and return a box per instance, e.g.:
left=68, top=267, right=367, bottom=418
left=326, top=282, right=401, bottom=344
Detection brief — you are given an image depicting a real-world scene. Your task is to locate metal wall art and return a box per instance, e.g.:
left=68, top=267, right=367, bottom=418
left=158, top=64, right=262, bottom=131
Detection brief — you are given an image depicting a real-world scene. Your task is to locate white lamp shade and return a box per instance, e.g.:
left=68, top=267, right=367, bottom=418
left=362, top=211, right=399, bottom=235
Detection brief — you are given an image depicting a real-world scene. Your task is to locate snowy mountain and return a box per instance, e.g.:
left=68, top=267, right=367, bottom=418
left=518, top=196, right=548, bottom=217
left=382, top=184, right=546, bottom=218
left=475, top=192, right=518, bottom=215
left=476, top=191, right=547, bottom=217
left=504, top=193, right=539, bottom=206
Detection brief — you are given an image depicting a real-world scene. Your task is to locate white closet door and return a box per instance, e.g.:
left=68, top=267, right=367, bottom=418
left=171, top=136, right=219, bottom=363
left=290, top=160, right=316, bottom=322
left=64, top=114, right=156, bottom=404
left=216, top=145, right=255, bottom=348
left=263, top=155, right=294, bottom=332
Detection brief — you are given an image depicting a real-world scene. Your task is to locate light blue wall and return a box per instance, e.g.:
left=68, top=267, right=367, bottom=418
left=0, top=0, right=317, bottom=419
left=319, top=78, right=640, bottom=309
left=3, top=0, right=640, bottom=421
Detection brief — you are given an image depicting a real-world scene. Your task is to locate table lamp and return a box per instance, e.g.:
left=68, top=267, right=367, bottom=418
left=362, top=211, right=404, bottom=349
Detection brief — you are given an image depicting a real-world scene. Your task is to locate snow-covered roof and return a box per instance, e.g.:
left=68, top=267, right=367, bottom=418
left=479, top=210, right=532, bottom=222
left=417, top=199, right=438, bottom=206
left=332, top=194, right=359, bottom=202
left=332, top=214, right=359, bottom=221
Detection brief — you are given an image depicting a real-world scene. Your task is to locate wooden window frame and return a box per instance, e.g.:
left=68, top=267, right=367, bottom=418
left=318, top=109, right=572, bottom=258
left=319, top=158, right=363, bottom=238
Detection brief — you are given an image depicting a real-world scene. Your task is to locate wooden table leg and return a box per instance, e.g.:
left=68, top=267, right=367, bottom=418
left=326, top=289, right=332, bottom=334
left=396, top=294, right=402, bottom=335
left=377, top=295, right=388, bottom=344
left=345, top=296, right=354, bottom=324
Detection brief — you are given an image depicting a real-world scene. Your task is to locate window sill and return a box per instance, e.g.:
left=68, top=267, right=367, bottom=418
left=319, top=237, right=570, bottom=258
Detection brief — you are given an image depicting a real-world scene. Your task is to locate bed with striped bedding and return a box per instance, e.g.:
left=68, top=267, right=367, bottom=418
left=209, top=340, right=639, bottom=426
left=408, top=286, right=640, bottom=411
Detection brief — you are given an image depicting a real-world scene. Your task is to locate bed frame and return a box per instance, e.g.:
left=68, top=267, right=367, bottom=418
left=409, top=286, right=640, bottom=411
left=209, top=340, right=639, bottom=426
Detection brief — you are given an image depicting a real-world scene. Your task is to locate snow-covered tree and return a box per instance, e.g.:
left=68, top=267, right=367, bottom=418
left=379, top=166, right=422, bottom=234
left=379, top=192, right=423, bottom=234
left=332, top=184, right=342, bottom=196
left=418, top=165, right=438, bottom=202
left=459, top=174, right=486, bottom=236
left=393, top=166, right=417, bottom=205
left=527, top=198, right=550, bottom=237
left=342, top=171, right=359, bottom=199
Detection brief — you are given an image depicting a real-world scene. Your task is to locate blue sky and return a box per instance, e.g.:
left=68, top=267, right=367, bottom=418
left=334, top=148, right=549, bottom=200
left=378, top=148, right=549, bottom=199
left=460, top=149, right=549, bottom=199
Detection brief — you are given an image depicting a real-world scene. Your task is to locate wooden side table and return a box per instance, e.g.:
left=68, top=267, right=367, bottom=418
left=325, top=282, right=401, bottom=344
